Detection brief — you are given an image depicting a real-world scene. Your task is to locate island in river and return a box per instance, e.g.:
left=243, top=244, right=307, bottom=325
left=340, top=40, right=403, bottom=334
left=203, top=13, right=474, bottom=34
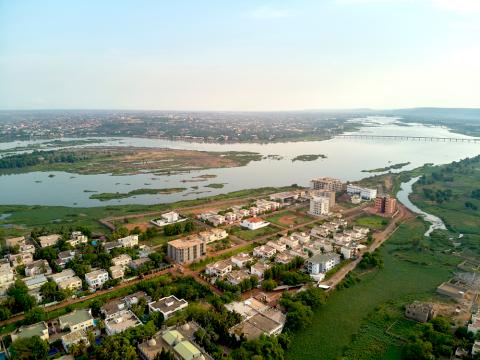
left=0, top=147, right=263, bottom=175
left=89, top=187, right=187, bottom=201
left=361, top=161, right=411, bottom=173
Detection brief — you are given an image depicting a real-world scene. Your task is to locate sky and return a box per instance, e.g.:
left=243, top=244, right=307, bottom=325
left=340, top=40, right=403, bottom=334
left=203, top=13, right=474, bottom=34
left=0, top=0, right=479, bottom=111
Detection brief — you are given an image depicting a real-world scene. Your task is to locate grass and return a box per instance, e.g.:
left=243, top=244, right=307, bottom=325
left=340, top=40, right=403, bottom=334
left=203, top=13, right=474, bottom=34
left=204, top=183, right=225, bottom=189
left=285, top=218, right=459, bottom=360
left=230, top=225, right=279, bottom=241
left=362, top=162, right=411, bottom=173
left=265, top=210, right=312, bottom=228
left=291, top=154, right=327, bottom=162
left=354, top=214, right=389, bottom=230
left=89, top=187, right=187, bottom=201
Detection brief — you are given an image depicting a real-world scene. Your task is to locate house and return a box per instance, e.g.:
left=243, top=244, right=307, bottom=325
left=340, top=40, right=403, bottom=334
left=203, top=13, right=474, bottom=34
left=405, top=302, right=436, bottom=323
left=150, top=211, right=185, bottom=227
left=112, top=254, right=132, bottom=267
left=205, top=259, right=233, bottom=277
left=291, top=232, right=310, bottom=244
left=249, top=207, right=260, bottom=216
left=11, top=322, right=49, bottom=342
left=9, top=252, right=34, bottom=267
left=19, top=243, right=35, bottom=254
left=468, top=312, right=480, bottom=334
left=250, top=262, right=270, bottom=279
left=279, top=235, right=299, bottom=248
left=25, top=259, right=52, bottom=277
left=129, top=258, right=151, bottom=270
left=240, top=217, right=270, bottom=230
left=101, top=298, right=127, bottom=320
left=123, top=291, right=151, bottom=308
left=24, top=274, right=47, bottom=290
left=306, top=253, right=341, bottom=275
left=226, top=269, right=251, bottom=286
left=0, top=262, right=15, bottom=295
left=57, top=276, right=82, bottom=291
left=275, top=252, right=296, bottom=265
left=309, top=196, right=330, bottom=216
left=118, top=235, right=139, bottom=248
left=56, top=250, right=77, bottom=268
left=105, top=310, right=142, bottom=335
left=61, top=330, right=89, bottom=352
left=340, top=244, right=358, bottom=259
left=473, top=341, right=480, bottom=356
left=67, top=231, right=88, bottom=247
left=103, top=241, right=122, bottom=252
left=148, top=295, right=188, bottom=319
left=208, top=214, right=226, bottom=227
left=198, top=229, right=228, bottom=244
left=110, top=265, right=125, bottom=279
left=225, top=212, right=237, bottom=222
left=139, top=245, right=153, bottom=258
left=230, top=253, right=253, bottom=268
left=167, top=236, right=206, bottom=264
left=59, top=309, right=95, bottom=332
left=5, top=236, right=25, bottom=248
left=38, top=234, right=61, bottom=248
left=266, top=240, right=287, bottom=252
left=48, top=269, right=76, bottom=284
left=85, top=269, right=109, bottom=289
left=253, top=245, right=277, bottom=259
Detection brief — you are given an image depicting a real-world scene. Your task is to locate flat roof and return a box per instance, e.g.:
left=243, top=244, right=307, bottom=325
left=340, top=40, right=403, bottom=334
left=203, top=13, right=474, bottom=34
left=59, top=309, right=93, bottom=326
left=13, top=322, right=47, bottom=339
left=162, top=330, right=184, bottom=346
left=105, top=311, right=141, bottom=333
left=174, top=340, right=201, bottom=360
left=168, top=237, right=203, bottom=249
left=149, top=295, right=188, bottom=314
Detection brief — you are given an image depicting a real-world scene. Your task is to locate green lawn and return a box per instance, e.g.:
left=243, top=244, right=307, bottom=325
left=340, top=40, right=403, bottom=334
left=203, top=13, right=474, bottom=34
left=265, top=210, right=312, bottom=228
left=354, top=214, right=389, bottom=230
left=285, top=218, right=458, bottom=360
left=230, top=225, right=279, bottom=241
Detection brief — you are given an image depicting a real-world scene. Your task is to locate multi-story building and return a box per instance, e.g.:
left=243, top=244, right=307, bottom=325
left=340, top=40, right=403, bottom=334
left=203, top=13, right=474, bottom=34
left=306, top=253, right=341, bottom=275
left=48, top=268, right=76, bottom=284
left=250, top=262, right=270, bottom=279
left=11, top=322, right=49, bottom=342
left=0, top=261, right=15, bottom=295
left=230, top=253, right=253, bottom=268
left=112, top=254, right=132, bottom=267
left=85, top=269, right=109, bottom=289
left=167, top=236, right=206, bottom=264
left=198, top=229, right=228, bottom=244
left=57, top=276, right=83, bottom=291
left=59, top=309, right=95, bottom=332
left=309, top=196, right=330, bottom=216
left=205, top=259, right=233, bottom=277
left=253, top=245, right=277, bottom=259
left=25, top=260, right=52, bottom=277
left=374, top=195, right=397, bottom=215
left=56, top=250, right=77, bottom=268
left=346, top=184, right=378, bottom=200
left=9, top=252, right=34, bottom=267
left=109, top=265, right=125, bottom=280
left=311, top=190, right=336, bottom=207
left=310, top=177, right=343, bottom=192
left=67, top=231, right=88, bottom=247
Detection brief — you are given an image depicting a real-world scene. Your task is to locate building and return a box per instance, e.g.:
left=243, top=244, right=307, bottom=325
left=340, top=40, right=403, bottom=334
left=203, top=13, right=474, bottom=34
left=275, top=252, right=296, bottom=265
left=198, top=228, right=228, bottom=244
left=112, top=254, right=132, bottom=267
left=436, top=282, right=468, bottom=301
left=58, top=276, right=82, bottom=291
left=306, top=253, right=341, bottom=275
left=104, top=241, right=122, bottom=252
left=240, top=217, right=270, bottom=230
left=61, top=330, right=89, bottom=352
left=56, top=250, right=77, bottom=268
left=67, top=231, right=88, bottom=247
left=110, top=265, right=125, bottom=279
left=250, top=262, right=270, bottom=279
left=310, top=177, right=343, bottom=192
left=49, top=269, right=76, bottom=284
left=269, top=191, right=300, bottom=204
left=59, top=309, right=95, bottom=332
left=118, top=234, right=139, bottom=248
left=123, top=291, right=151, bottom=308
left=9, top=252, right=34, bottom=267
left=0, top=262, right=15, bottom=294
left=24, top=274, right=48, bottom=290
left=473, top=341, right=480, bottom=356
left=205, top=259, right=233, bottom=277
left=11, top=322, right=49, bottom=342
left=253, top=245, right=277, bottom=259
left=150, top=211, right=186, bottom=227
left=105, top=310, right=142, bottom=335
left=25, top=259, right=52, bottom=277
left=226, top=269, right=251, bottom=286
left=85, top=269, right=109, bottom=289
left=374, top=195, right=397, bottom=215
left=346, top=184, right=378, bottom=200
left=5, top=236, right=25, bottom=248
left=230, top=253, right=253, bottom=268
left=148, top=295, right=188, bottom=319
left=468, top=312, right=480, bottom=334
left=340, top=244, right=359, bottom=260
left=129, top=258, right=151, bottom=270
left=405, top=302, right=436, bottom=323
left=311, top=190, right=336, bottom=207
left=309, top=196, right=330, bottom=216
left=167, top=237, right=206, bottom=264
left=266, top=240, right=287, bottom=253
left=38, top=234, right=61, bottom=248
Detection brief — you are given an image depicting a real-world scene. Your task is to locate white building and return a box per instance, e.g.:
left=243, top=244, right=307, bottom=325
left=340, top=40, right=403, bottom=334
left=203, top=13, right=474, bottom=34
left=58, top=276, right=82, bottom=291
left=61, top=330, right=89, bottom=352
left=150, top=211, right=186, bottom=227
left=240, top=217, right=270, bottom=230
left=112, top=254, right=132, bottom=267
left=118, top=235, right=139, bottom=248
left=0, top=262, right=15, bottom=295
left=198, top=229, right=228, bottom=244
left=231, top=253, right=253, bottom=268
left=148, top=295, right=188, bottom=319
left=105, top=310, right=142, bottom=335
left=9, top=252, right=34, bottom=267
left=250, top=262, right=270, bottom=279
left=253, top=245, right=277, bottom=259
left=346, top=184, right=377, bottom=200
left=59, top=309, right=95, bottom=332
left=85, top=269, right=109, bottom=289
left=25, top=260, right=52, bottom=277
left=306, top=253, right=341, bottom=275
left=67, top=231, right=88, bottom=247
left=205, top=259, right=233, bottom=277
left=309, top=196, right=330, bottom=216
left=49, top=269, right=76, bottom=284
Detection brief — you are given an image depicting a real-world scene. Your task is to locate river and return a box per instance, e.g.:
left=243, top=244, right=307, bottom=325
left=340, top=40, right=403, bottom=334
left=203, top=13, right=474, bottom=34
left=0, top=116, right=479, bottom=207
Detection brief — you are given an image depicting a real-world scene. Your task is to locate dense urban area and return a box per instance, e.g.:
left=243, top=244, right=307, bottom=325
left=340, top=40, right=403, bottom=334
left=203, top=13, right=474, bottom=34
left=1, top=153, right=480, bottom=360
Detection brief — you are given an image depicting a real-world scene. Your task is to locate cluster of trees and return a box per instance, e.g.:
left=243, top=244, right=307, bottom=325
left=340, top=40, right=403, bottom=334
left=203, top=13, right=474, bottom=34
left=422, top=188, right=453, bottom=204
left=163, top=220, right=195, bottom=236
left=0, top=150, right=89, bottom=169
left=280, top=286, right=327, bottom=331
left=465, top=201, right=478, bottom=211
left=215, top=275, right=259, bottom=294
left=472, top=189, right=480, bottom=200
left=402, top=317, right=458, bottom=360
left=359, top=250, right=384, bottom=269
left=263, top=257, right=309, bottom=286
left=336, top=273, right=361, bottom=290
left=0, top=280, right=37, bottom=320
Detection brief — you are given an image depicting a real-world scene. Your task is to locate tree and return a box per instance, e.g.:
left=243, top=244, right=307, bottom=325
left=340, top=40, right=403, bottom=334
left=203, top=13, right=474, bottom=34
left=24, top=307, right=45, bottom=324
left=95, top=336, right=137, bottom=360
left=10, top=336, right=48, bottom=360
left=183, top=221, right=195, bottom=233
left=402, top=338, right=434, bottom=360
left=262, top=279, right=277, bottom=291
left=155, top=348, right=176, bottom=360
left=7, top=280, right=36, bottom=313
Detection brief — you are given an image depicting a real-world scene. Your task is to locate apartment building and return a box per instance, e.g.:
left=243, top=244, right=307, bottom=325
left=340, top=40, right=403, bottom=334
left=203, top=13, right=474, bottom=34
left=374, top=195, right=397, bottom=215
left=309, top=196, right=330, bottom=216
left=306, top=253, right=341, bottom=275
left=310, top=177, right=343, bottom=192
left=167, top=236, right=206, bottom=264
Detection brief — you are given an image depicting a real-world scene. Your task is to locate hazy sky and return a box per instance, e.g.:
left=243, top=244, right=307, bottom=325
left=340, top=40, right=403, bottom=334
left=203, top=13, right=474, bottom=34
left=1, top=0, right=479, bottom=110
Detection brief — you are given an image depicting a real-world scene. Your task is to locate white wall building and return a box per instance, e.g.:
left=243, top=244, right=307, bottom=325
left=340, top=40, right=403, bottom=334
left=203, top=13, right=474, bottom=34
left=118, top=235, right=139, bottom=248
left=346, top=184, right=377, bottom=200
left=85, top=269, right=109, bottom=289
left=309, top=196, right=330, bottom=216
left=240, top=217, right=270, bottom=230
left=306, top=253, right=341, bottom=275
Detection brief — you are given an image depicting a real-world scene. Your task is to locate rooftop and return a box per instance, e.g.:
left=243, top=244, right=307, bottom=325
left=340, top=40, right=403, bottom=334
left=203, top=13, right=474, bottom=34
left=105, top=310, right=142, bottom=333
left=59, top=309, right=93, bottom=326
left=12, top=322, right=48, bottom=340
left=149, top=295, right=188, bottom=314
left=168, top=237, right=204, bottom=249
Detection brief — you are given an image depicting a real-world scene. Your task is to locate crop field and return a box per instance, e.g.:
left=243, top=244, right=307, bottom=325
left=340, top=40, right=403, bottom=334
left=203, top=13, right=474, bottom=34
left=285, top=218, right=459, bottom=360
left=265, top=210, right=312, bottom=227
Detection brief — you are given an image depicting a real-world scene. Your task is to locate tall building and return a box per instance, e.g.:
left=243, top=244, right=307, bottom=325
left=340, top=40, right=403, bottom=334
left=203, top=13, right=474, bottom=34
left=310, top=177, right=343, bottom=192
left=374, top=195, right=397, bottom=215
left=311, top=190, right=336, bottom=207
left=309, top=196, right=330, bottom=216
left=167, top=236, right=206, bottom=264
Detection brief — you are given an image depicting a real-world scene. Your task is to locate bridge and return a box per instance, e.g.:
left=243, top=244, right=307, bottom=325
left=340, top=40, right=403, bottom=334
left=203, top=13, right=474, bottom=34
left=335, top=134, right=480, bottom=143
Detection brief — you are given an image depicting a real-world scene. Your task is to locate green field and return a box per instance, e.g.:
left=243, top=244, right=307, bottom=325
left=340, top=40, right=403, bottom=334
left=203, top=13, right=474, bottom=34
left=230, top=224, right=279, bottom=241
left=265, top=210, right=313, bottom=227
left=285, top=218, right=459, bottom=360
left=90, top=187, right=187, bottom=201
left=354, top=214, right=389, bottom=230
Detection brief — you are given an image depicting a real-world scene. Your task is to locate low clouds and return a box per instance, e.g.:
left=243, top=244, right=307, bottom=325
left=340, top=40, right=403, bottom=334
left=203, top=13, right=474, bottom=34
left=249, top=5, right=294, bottom=19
